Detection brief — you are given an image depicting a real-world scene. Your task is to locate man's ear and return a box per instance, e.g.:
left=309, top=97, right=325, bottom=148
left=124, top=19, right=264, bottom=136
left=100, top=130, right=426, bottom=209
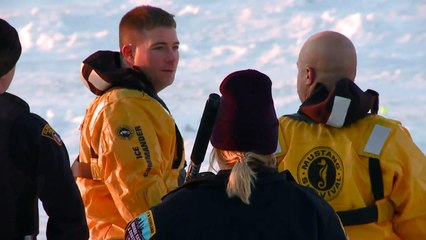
left=121, top=44, right=134, bottom=66
left=306, top=66, right=315, bottom=86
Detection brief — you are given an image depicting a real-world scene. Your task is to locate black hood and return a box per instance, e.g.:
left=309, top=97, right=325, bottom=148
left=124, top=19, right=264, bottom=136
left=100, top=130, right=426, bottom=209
left=298, top=78, right=379, bottom=127
left=80, top=50, right=156, bottom=97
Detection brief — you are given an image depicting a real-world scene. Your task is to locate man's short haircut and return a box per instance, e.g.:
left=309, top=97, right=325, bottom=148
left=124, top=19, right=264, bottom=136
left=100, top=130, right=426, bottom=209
left=119, top=5, right=176, bottom=49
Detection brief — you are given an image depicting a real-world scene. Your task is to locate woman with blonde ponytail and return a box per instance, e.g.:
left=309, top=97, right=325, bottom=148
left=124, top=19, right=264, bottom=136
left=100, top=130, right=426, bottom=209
left=125, top=69, right=347, bottom=240
left=211, top=150, right=276, bottom=204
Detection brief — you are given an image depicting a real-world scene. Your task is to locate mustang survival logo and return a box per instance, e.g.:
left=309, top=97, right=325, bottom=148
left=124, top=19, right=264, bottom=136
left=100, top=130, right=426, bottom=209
left=297, top=146, right=344, bottom=201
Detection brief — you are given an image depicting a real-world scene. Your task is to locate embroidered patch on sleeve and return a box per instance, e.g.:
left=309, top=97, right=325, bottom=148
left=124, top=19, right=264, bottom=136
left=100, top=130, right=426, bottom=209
left=126, top=210, right=156, bottom=240
left=41, top=124, right=63, bottom=146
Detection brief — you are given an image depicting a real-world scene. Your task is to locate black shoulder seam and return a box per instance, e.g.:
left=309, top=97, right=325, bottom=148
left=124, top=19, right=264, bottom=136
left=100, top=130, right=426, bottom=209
left=280, top=170, right=296, bottom=182
left=283, top=112, right=316, bottom=123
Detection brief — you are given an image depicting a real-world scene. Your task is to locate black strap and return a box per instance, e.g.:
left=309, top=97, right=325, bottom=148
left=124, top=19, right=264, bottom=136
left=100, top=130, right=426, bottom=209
left=336, top=157, right=384, bottom=226
left=369, top=157, right=384, bottom=200
left=71, top=155, right=93, bottom=179
left=90, top=146, right=99, bottom=158
left=283, top=112, right=316, bottom=123
left=172, top=125, right=184, bottom=169
left=71, top=146, right=99, bottom=179
left=280, top=170, right=296, bottom=182
left=337, top=205, right=378, bottom=226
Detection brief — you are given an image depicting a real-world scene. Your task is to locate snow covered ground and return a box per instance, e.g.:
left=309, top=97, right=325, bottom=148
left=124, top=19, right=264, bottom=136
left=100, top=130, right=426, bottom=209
left=2, top=0, right=425, bottom=238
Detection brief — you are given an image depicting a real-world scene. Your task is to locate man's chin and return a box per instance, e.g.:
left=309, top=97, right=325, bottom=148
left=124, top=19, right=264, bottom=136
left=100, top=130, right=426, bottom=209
left=156, top=78, right=175, bottom=92
left=164, top=74, right=176, bottom=85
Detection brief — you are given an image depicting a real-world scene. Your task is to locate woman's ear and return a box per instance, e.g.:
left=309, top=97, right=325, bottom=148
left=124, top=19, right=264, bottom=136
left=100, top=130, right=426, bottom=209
left=121, top=44, right=134, bottom=66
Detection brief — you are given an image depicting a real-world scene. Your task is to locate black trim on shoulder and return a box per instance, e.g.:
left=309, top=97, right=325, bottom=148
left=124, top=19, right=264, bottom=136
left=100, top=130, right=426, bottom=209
left=283, top=112, right=316, bottom=123
left=0, top=92, right=30, bottom=113
left=163, top=168, right=298, bottom=201
left=161, top=171, right=218, bottom=200
left=180, top=171, right=219, bottom=188
left=280, top=170, right=296, bottom=182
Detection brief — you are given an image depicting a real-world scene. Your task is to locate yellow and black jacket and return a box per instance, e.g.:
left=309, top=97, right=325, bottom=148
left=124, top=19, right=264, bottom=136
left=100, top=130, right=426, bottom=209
left=73, top=51, right=185, bottom=239
left=276, top=79, right=426, bottom=240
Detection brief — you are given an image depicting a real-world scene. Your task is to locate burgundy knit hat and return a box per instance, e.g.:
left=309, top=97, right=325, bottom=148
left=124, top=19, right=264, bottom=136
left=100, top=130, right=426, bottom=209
left=0, top=18, right=21, bottom=77
left=210, top=69, right=278, bottom=154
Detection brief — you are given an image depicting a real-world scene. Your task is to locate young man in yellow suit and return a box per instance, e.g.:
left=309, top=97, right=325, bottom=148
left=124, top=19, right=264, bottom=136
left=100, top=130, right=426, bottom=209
left=72, top=5, right=185, bottom=239
left=275, top=31, right=426, bottom=239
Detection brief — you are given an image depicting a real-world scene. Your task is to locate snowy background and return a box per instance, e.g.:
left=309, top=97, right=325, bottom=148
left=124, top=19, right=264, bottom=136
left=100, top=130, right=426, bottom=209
left=2, top=0, right=425, bottom=238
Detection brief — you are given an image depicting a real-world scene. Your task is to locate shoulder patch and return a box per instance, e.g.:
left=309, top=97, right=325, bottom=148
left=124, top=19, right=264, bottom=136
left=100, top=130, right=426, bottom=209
left=297, top=146, right=344, bottom=201
left=41, top=124, right=63, bottom=145
left=363, top=124, right=391, bottom=156
left=117, top=125, right=134, bottom=139
left=126, top=210, right=156, bottom=240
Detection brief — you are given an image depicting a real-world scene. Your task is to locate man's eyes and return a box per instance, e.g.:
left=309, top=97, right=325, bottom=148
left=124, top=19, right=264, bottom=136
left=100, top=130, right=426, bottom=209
left=151, top=45, right=179, bottom=50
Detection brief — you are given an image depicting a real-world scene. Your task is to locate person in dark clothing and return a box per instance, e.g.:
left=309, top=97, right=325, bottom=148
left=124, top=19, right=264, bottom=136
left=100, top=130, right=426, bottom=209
left=124, top=69, right=347, bottom=240
left=0, top=18, right=89, bottom=239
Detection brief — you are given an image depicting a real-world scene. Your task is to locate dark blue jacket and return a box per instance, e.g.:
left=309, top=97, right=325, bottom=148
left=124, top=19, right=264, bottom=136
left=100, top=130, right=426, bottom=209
left=126, top=167, right=347, bottom=240
left=0, top=92, right=88, bottom=239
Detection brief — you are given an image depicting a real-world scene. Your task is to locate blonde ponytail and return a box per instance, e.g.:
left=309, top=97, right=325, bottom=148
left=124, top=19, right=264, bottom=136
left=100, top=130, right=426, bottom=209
left=227, top=159, right=256, bottom=204
left=210, top=149, right=276, bottom=205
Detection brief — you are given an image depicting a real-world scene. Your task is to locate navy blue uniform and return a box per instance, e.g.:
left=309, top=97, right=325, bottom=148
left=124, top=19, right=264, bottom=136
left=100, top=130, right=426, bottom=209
left=0, top=92, right=88, bottom=239
left=126, top=167, right=347, bottom=240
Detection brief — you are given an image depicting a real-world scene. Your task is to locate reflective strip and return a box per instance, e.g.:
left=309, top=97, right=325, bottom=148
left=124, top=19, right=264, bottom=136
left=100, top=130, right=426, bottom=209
left=364, top=124, right=391, bottom=155
left=89, top=100, right=105, bottom=132
left=88, top=69, right=111, bottom=91
left=79, top=63, right=91, bottom=90
left=80, top=63, right=112, bottom=92
left=326, top=96, right=351, bottom=128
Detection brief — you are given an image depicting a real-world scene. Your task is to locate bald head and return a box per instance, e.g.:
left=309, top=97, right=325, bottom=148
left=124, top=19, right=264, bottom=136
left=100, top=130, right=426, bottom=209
left=296, top=31, right=357, bottom=101
left=300, top=31, right=357, bottom=84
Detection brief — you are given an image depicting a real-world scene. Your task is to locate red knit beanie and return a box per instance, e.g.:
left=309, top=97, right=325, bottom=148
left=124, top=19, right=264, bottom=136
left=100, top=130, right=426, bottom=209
left=0, top=19, right=21, bottom=77
left=210, top=69, right=278, bottom=155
